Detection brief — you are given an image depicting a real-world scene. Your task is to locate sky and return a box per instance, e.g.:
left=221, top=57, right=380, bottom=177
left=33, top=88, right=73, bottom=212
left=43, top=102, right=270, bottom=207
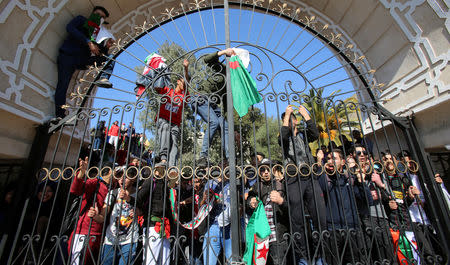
left=92, top=7, right=357, bottom=136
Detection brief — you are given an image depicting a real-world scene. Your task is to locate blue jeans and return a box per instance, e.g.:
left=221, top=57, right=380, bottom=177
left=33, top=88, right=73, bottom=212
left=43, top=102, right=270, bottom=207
left=55, top=52, right=115, bottom=108
left=93, top=137, right=102, bottom=150
left=99, top=53, right=115, bottom=80
left=101, top=243, right=136, bottom=265
left=202, top=223, right=231, bottom=265
left=195, top=102, right=229, bottom=159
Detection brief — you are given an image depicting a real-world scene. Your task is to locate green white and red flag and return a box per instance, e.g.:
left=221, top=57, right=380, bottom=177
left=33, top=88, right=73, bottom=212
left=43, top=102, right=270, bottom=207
left=243, top=200, right=271, bottom=265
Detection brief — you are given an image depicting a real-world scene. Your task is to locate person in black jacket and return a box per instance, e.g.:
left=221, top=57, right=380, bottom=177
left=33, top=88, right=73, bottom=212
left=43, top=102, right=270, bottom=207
left=318, top=150, right=373, bottom=264
left=92, top=120, right=106, bottom=150
left=246, top=160, right=289, bottom=265
left=278, top=105, right=326, bottom=264
left=136, top=170, right=172, bottom=265
left=382, top=151, right=436, bottom=264
left=54, top=6, right=112, bottom=119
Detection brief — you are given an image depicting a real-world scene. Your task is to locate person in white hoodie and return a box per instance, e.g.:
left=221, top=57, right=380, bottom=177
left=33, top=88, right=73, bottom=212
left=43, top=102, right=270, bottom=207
left=94, top=25, right=116, bottom=88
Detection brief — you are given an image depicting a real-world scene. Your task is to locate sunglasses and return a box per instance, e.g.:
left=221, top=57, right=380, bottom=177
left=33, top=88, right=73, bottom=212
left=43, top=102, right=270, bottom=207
left=356, top=151, right=368, bottom=156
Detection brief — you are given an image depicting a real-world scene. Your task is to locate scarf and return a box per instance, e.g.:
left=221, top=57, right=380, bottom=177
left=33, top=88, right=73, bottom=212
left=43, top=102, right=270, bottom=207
left=84, top=13, right=102, bottom=42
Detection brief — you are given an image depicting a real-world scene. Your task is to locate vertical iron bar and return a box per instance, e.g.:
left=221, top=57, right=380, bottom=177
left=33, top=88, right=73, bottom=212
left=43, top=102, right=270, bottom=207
left=224, top=0, right=240, bottom=261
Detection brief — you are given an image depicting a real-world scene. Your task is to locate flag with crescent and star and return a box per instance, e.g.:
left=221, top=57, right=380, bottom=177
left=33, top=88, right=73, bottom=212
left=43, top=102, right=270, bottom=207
left=243, top=200, right=271, bottom=265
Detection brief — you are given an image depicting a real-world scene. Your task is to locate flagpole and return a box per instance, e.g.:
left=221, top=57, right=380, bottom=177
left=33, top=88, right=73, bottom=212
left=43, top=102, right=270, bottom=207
left=224, top=0, right=241, bottom=262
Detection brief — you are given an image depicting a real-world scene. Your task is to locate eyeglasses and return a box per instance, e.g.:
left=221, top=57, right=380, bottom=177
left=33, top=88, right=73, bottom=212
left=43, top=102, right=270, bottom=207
left=355, top=151, right=368, bottom=156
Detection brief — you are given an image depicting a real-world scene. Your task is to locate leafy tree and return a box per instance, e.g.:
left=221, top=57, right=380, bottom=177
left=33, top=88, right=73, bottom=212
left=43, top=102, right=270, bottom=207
left=254, top=116, right=283, bottom=162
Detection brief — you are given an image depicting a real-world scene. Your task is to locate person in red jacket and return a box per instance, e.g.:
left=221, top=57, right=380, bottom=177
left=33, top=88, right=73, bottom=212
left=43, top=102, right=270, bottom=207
left=68, top=158, right=113, bottom=265
left=155, top=59, right=190, bottom=174
left=108, top=121, right=120, bottom=149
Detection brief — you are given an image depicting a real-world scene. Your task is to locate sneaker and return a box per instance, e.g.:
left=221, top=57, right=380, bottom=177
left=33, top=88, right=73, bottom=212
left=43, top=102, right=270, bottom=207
left=95, top=78, right=113, bottom=88
left=49, top=117, right=62, bottom=124
left=196, top=157, right=208, bottom=168
left=55, top=106, right=66, bottom=119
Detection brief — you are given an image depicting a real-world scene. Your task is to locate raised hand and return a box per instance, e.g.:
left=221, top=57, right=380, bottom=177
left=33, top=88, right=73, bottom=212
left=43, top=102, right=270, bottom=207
left=298, top=105, right=310, bottom=120
left=218, top=48, right=235, bottom=57
left=77, top=156, right=89, bottom=179
left=435, top=173, right=443, bottom=184
left=183, top=59, right=189, bottom=68
left=88, top=41, right=100, bottom=56
left=371, top=172, right=385, bottom=189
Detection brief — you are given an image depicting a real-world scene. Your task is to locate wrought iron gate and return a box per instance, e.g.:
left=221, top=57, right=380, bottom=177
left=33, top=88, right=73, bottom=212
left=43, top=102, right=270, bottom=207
left=1, top=1, right=449, bottom=265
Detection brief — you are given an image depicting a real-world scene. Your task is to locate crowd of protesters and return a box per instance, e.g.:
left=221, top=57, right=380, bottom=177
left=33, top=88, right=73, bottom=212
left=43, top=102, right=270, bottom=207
left=6, top=101, right=449, bottom=265
left=2, top=4, right=449, bottom=265
left=90, top=120, right=153, bottom=167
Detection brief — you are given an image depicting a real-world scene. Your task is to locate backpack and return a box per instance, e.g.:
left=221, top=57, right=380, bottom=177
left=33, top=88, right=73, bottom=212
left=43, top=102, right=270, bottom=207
left=61, top=180, right=101, bottom=236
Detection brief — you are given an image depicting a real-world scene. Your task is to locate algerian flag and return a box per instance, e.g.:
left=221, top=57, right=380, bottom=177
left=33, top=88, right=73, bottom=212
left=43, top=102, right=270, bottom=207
left=243, top=200, right=271, bottom=265
left=84, top=13, right=102, bottom=42
left=229, top=55, right=262, bottom=117
left=390, top=229, right=419, bottom=264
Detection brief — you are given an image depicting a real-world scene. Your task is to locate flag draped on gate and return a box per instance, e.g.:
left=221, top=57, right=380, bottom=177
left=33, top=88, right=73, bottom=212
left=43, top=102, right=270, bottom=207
left=229, top=55, right=262, bottom=117
left=390, top=228, right=419, bottom=264
left=169, top=189, right=214, bottom=230
left=135, top=53, right=171, bottom=98
left=243, top=200, right=271, bottom=265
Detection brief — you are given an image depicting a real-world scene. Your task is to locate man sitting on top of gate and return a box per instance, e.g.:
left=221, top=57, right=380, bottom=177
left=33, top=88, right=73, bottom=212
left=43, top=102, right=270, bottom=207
left=54, top=6, right=115, bottom=119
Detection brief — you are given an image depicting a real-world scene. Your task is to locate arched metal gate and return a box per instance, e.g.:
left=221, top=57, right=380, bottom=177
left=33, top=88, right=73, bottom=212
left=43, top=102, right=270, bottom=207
left=1, top=1, right=449, bottom=265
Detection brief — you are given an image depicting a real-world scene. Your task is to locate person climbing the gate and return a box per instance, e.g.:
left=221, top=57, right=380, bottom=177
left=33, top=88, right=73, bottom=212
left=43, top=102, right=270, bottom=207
left=278, top=104, right=327, bottom=264
left=153, top=59, right=190, bottom=174
left=54, top=6, right=115, bottom=119
left=194, top=48, right=235, bottom=168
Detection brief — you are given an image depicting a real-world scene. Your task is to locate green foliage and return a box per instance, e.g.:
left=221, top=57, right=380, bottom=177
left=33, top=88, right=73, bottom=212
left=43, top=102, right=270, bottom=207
left=292, top=87, right=360, bottom=155
left=254, top=117, right=283, bottom=162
